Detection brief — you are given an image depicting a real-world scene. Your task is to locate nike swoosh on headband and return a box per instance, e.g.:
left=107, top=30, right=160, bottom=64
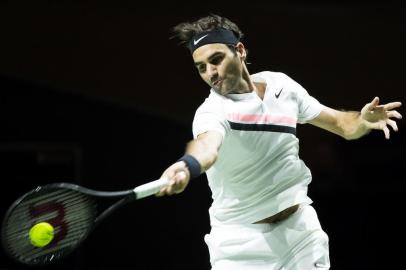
left=193, top=34, right=209, bottom=45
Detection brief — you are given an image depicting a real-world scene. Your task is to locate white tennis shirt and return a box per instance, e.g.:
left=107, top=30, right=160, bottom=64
left=192, top=71, right=324, bottom=226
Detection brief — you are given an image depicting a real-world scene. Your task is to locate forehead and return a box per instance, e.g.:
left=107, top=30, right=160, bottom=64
left=192, top=43, right=231, bottom=63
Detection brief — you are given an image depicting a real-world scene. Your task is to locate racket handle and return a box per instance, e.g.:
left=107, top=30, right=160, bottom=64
left=133, top=178, right=169, bottom=199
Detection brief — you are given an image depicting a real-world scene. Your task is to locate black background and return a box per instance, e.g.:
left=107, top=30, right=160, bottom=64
left=0, top=1, right=405, bottom=269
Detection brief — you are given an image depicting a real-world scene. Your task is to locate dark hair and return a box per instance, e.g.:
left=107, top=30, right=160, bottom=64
left=171, top=14, right=244, bottom=46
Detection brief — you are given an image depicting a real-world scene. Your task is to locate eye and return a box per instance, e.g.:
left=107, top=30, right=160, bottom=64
left=197, top=64, right=206, bottom=73
left=210, top=55, right=224, bottom=65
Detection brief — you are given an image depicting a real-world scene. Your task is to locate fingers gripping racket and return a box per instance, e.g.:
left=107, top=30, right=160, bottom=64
left=1, top=178, right=169, bottom=265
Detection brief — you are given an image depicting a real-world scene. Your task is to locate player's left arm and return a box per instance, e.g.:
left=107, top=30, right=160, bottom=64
left=308, top=97, right=402, bottom=140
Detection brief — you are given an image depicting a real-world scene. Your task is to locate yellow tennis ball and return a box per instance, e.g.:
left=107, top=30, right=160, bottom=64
left=29, top=222, right=54, bottom=248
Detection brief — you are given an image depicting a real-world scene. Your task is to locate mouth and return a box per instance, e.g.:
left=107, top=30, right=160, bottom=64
left=212, top=79, right=223, bottom=88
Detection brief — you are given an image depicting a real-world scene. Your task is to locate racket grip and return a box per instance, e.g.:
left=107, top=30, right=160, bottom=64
left=133, top=178, right=169, bottom=199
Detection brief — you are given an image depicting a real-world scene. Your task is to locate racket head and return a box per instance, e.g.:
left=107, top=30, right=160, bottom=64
left=1, top=183, right=98, bottom=265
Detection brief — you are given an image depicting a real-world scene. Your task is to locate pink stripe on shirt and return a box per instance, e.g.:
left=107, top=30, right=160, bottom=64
left=227, top=113, right=297, bottom=126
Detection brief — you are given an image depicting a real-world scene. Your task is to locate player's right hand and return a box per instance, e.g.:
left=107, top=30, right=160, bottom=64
left=156, top=161, right=190, bottom=196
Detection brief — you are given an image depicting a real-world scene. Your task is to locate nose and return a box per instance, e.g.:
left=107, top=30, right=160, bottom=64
left=207, top=64, right=217, bottom=78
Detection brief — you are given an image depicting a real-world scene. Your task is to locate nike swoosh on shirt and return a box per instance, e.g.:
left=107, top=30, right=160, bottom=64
left=193, top=34, right=209, bottom=45
left=275, top=88, right=283, bottom=98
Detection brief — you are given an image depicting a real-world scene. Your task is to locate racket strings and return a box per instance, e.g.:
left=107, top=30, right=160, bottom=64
left=2, top=187, right=97, bottom=264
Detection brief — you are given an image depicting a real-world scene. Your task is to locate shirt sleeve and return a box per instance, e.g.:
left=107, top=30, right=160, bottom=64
left=192, top=93, right=228, bottom=139
left=283, top=73, right=324, bottom=124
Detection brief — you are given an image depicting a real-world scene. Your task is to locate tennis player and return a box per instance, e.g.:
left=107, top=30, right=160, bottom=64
left=157, top=14, right=402, bottom=269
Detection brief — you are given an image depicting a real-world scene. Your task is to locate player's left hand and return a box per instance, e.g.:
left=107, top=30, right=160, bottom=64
left=361, top=97, right=402, bottom=139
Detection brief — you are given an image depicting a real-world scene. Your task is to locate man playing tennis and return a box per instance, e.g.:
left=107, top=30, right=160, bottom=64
left=157, top=14, right=402, bottom=269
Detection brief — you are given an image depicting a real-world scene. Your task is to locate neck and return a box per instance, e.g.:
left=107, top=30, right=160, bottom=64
left=234, top=62, right=255, bottom=94
left=226, top=62, right=265, bottom=97
left=242, top=63, right=266, bottom=99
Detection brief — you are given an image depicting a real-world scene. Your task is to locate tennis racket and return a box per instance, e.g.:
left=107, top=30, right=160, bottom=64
left=1, top=178, right=169, bottom=265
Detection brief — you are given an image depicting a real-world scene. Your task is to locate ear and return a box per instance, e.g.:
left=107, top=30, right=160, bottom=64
left=235, top=42, right=247, bottom=61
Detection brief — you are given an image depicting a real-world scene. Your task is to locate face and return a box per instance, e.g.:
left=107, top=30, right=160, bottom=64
left=192, top=43, right=247, bottom=95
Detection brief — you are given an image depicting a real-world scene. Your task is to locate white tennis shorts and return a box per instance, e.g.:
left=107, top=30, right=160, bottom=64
left=204, top=204, right=330, bottom=270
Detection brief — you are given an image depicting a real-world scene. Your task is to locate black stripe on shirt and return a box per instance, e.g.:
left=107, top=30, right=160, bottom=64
left=228, top=121, right=296, bottom=135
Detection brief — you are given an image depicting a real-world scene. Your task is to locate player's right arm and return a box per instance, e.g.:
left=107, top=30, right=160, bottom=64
left=157, top=130, right=223, bottom=196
